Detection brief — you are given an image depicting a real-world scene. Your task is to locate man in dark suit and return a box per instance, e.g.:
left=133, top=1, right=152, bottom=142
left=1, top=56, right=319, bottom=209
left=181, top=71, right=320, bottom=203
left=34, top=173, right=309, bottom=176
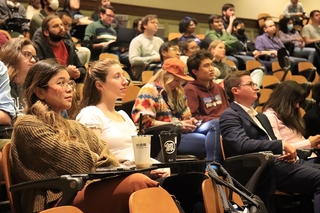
left=219, top=71, right=320, bottom=213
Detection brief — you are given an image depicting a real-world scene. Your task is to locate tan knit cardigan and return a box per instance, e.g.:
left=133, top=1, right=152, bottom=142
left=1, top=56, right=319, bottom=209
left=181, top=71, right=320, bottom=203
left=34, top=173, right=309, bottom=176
left=10, top=115, right=119, bottom=213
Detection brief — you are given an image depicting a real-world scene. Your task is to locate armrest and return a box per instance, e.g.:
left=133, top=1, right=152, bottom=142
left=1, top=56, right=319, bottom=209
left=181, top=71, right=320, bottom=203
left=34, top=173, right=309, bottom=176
left=10, top=175, right=87, bottom=206
left=297, top=148, right=313, bottom=160
left=222, top=152, right=274, bottom=193
left=298, top=67, right=316, bottom=82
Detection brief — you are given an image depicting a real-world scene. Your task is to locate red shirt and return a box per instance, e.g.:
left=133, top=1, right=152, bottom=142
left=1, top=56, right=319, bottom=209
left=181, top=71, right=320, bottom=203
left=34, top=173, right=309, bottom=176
left=51, top=41, right=69, bottom=66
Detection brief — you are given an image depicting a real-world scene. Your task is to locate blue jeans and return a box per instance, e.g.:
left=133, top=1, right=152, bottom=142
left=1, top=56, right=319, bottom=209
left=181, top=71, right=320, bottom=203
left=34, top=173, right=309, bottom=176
left=178, top=119, right=221, bottom=162
left=293, top=46, right=316, bottom=63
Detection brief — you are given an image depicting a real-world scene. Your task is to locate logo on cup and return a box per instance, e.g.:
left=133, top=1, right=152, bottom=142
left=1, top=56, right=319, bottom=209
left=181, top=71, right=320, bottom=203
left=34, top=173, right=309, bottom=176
left=164, top=140, right=175, bottom=154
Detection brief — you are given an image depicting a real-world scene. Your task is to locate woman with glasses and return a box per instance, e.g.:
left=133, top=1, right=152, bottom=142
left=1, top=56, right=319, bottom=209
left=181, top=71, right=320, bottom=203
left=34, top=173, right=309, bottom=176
left=132, top=58, right=217, bottom=160
left=178, top=16, right=201, bottom=44
left=10, top=59, right=159, bottom=213
left=77, top=59, right=170, bottom=178
left=263, top=81, right=320, bottom=161
left=0, top=37, right=38, bottom=115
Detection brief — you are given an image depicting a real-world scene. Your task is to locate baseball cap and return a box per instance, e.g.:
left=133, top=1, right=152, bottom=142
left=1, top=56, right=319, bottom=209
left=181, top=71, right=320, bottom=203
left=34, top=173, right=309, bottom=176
left=162, top=58, right=194, bottom=81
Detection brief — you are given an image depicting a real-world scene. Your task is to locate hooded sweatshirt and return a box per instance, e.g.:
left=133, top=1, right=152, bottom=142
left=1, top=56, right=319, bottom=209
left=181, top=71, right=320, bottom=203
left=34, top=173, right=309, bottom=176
left=184, top=80, right=229, bottom=122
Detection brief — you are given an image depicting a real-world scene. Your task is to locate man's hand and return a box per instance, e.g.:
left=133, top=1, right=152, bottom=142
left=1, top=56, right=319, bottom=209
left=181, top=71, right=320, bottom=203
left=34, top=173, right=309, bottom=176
left=99, top=40, right=116, bottom=49
left=229, top=15, right=237, bottom=23
left=253, top=50, right=261, bottom=58
left=296, top=12, right=304, bottom=17
left=281, top=141, right=297, bottom=162
left=67, top=65, right=80, bottom=79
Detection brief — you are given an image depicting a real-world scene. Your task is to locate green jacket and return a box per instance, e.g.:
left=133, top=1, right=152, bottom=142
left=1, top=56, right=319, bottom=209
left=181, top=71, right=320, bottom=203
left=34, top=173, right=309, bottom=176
left=205, top=30, right=238, bottom=53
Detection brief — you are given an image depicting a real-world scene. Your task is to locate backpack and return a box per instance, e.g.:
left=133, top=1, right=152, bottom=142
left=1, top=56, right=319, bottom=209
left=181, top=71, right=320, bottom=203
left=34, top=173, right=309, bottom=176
left=207, top=162, right=268, bottom=213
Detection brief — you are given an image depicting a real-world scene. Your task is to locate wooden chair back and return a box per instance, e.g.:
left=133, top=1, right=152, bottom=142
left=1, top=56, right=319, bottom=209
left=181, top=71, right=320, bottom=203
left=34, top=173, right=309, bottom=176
left=196, top=34, right=205, bottom=40
left=257, top=13, right=272, bottom=28
left=40, top=206, right=83, bottom=213
left=2, top=143, right=21, bottom=213
left=298, top=61, right=319, bottom=84
left=122, top=85, right=141, bottom=103
left=129, top=187, right=179, bottom=213
left=168, top=33, right=181, bottom=41
left=141, top=71, right=153, bottom=84
left=262, top=75, right=280, bottom=89
left=246, top=60, right=263, bottom=71
left=202, top=179, right=221, bottom=213
left=259, top=88, right=273, bottom=106
left=99, top=53, right=119, bottom=61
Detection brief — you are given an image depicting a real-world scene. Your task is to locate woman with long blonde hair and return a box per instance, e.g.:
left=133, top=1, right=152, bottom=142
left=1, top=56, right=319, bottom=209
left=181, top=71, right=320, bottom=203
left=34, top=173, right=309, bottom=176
left=209, top=40, right=263, bottom=88
left=132, top=58, right=216, bottom=160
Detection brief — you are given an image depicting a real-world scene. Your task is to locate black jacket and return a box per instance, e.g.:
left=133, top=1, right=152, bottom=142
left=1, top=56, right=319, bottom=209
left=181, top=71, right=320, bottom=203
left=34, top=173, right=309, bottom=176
left=33, top=29, right=86, bottom=83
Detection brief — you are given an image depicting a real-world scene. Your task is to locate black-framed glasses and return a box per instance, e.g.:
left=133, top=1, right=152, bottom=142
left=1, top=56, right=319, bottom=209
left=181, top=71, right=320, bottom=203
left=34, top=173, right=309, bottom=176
left=42, top=80, right=76, bottom=91
left=238, top=81, right=258, bottom=89
left=21, top=51, right=39, bottom=62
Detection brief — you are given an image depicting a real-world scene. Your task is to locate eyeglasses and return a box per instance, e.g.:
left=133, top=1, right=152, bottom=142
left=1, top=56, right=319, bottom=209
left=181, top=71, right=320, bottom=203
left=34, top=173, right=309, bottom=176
left=149, top=21, right=159, bottom=25
left=169, top=47, right=181, bottom=52
left=42, top=79, right=76, bottom=91
left=22, top=51, right=39, bottom=62
left=188, top=46, right=200, bottom=51
left=238, top=81, right=258, bottom=89
left=105, top=14, right=114, bottom=18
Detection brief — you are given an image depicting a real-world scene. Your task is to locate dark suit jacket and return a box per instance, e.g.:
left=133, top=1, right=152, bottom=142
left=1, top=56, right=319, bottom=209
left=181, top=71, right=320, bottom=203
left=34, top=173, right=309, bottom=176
left=219, top=102, right=283, bottom=158
left=303, top=104, right=320, bottom=138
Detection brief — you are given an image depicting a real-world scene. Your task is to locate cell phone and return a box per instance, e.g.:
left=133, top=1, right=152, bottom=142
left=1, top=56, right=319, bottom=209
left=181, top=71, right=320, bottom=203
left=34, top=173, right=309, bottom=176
left=195, top=120, right=203, bottom=126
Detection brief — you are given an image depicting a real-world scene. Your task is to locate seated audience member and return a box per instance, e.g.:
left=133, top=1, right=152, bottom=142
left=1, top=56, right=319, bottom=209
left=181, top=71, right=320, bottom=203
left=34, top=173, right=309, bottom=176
left=64, top=0, right=89, bottom=25
left=178, top=16, right=201, bottom=45
left=278, top=17, right=317, bottom=65
left=231, top=19, right=272, bottom=72
left=205, top=14, right=238, bottom=68
left=153, top=38, right=181, bottom=74
left=10, top=59, right=159, bottom=213
left=0, top=62, right=15, bottom=126
left=179, top=39, right=199, bottom=64
left=26, top=0, right=41, bottom=20
left=255, top=19, right=307, bottom=74
left=83, top=5, right=117, bottom=61
left=129, top=14, right=163, bottom=71
left=221, top=3, right=236, bottom=34
left=263, top=80, right=320, bottom=159
left=33, top=11, right=90, bottom=67
left=91, top=0, right=111, bottom=21
left=304, top=81, right=320, bottom=137
left=132, top=18, right=142, bottom=35
left=63, top=0, right=92, bottom=39
left=219, top=71, right=320, bottom=211
left=0, top=38, right=37, bottom=115
left=76, top=59, right=170, bottom=178
left=29, top=0, right=58, bottom=39
left=209, top=40, right=263, bottom=88
left=0, top=0, right=29, bottom=37
left=184, top=50, right=229, bottom=162
left=283, top=0, right=307, bottom=26
left=302, top=10, right=320, bottom=47
left=180, top=39, right=220, bottom=77
left=33, top=15, right=86, bottom=85
left=132, top=58, right=217, bottom=160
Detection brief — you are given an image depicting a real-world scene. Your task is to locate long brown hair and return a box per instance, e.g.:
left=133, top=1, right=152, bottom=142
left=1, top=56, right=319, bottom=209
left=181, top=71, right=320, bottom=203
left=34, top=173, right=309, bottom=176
left=79, top=58, right=120, bottom=109
left=0, top=37, right=36, bottom=81
left=262, top=81, right=307, bottom=134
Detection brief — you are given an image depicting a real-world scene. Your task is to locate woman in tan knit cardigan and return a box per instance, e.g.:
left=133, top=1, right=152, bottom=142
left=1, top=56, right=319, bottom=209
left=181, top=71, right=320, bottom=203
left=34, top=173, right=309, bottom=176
left=10, top=59, right=159, bottom=213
